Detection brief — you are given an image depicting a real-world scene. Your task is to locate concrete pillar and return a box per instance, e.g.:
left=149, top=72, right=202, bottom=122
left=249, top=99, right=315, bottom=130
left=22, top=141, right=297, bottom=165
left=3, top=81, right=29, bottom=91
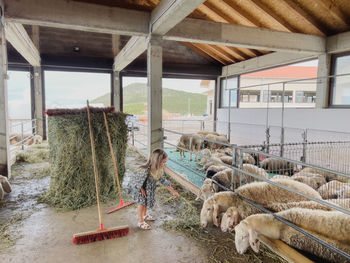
left=0, top=20, right=10, bottom=177
left=147, top=35, right=163, bottom=155
left=111, top=71, right=122, bottom=111
left=32, top=66, right=44, bottom=137
left=316, top=53, right=331, bottom=108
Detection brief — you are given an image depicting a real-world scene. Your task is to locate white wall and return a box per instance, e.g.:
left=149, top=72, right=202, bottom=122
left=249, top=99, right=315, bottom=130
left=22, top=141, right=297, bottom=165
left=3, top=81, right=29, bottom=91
left=217, top=108, right=350, bottom=133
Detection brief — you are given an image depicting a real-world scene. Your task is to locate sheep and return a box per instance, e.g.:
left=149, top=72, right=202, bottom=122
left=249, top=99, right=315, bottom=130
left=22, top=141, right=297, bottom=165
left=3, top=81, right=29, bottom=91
left=221, top=200, right=337, bottom=233
left=327, top=198, right=350, bottom=210
left=0, top=175, right=12, bottom=193
left=260, top=158, right=294, bottom=175
left=0, top=184, right=4, bottom=200
left=203, top=134, right=229, bottom=151
left=196, top=179, right=218, bottom=201
left=33, top=134, right=43, bottom=144
left=211, top=164, right=270, bottom=191
left=300, top=167, right=349, bottom=183
left=221, top=148, right=255, bottom=165
left=212, top=169, right=232, bottom=191
left=199, top=157, right=223, bottom=172
left=201, top=179, right=322, bottom=228
left=175, top=135, right=190, bottom=158
left=197, top=131, right=219, bottom=136
left=234, top=208, right=350, bottom=262
left=189, top=136, right=203, bottom=162
left=198, top=148, right=212, bottom=166
left=271, top=175, right=291, bottom=180
left=337, top=186, right=350, bottom=199
left=291, top=174, right=327, bottom=190
left=317, top=180, right=350, bottom=199
left=219, top=155, right=233, bottom=165
left=205, top=165, right=227, bottom=178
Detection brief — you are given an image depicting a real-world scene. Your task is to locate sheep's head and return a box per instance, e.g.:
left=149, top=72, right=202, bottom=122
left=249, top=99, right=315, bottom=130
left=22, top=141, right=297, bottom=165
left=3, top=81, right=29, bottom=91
left=220, top=207, right=241, bottom=232
left=235, top=222, right=260, bottom=254
left=200, top=201, right=214, bottom=228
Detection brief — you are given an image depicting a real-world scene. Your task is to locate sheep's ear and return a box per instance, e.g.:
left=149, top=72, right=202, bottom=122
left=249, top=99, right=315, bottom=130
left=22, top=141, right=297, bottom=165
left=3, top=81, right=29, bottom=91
left=210, top=182, right=216, bottom=193
left=213, top=203, right=221, bottom=226
left=232, top=210, right=241, bottom=227
left=196, top=189, right=202, bottom=201
left=248, top=228, right=260, bottom=253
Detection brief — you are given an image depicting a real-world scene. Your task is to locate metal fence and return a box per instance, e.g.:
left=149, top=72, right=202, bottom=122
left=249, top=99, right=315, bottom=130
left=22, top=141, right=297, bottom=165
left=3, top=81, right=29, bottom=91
left=9, top=119, right=37, bottom=160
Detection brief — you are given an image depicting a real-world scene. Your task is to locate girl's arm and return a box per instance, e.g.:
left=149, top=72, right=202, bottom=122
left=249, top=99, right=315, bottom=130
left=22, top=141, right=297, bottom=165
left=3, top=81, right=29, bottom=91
left=166, top=186, right=180, bottom=199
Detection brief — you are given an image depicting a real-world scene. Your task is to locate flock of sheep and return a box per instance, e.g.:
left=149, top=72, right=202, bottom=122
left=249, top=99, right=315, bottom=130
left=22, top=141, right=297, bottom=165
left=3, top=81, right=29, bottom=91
left=175, top=131, right=350, bottom=262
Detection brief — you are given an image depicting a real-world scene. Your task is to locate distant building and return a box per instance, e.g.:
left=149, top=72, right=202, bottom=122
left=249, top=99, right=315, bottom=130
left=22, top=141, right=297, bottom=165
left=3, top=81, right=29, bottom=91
left=239, top=66, right=317, bottom=108
left=200, top=80, right=215, bottom=118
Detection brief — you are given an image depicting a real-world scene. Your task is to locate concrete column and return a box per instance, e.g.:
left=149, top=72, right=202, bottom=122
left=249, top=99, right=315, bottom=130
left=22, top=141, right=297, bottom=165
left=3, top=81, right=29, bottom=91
left=316, top=53, right=331, bottom=108
left=33, top=66, right=44, bottom=137
left=147, top=35, right=163, bottom=155
left=0, top=20, right=10, bottom=177
left=112, top=71, right=122, bottom=111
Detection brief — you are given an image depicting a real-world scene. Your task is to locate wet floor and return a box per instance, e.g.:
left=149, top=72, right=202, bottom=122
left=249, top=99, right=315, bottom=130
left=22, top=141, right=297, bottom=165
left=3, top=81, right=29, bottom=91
left=0, top=148, right=207, bottom=263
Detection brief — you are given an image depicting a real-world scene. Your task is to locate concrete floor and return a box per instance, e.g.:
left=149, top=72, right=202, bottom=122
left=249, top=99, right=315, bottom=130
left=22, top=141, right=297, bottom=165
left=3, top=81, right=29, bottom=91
left=0, top=151, right=207, bottom=263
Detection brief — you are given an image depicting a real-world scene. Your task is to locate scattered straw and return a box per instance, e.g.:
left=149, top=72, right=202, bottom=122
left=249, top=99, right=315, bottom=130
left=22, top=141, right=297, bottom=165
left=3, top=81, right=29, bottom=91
left=157, top=178, right=286, bottom=263
left=0, top=213, right=26, bottom=251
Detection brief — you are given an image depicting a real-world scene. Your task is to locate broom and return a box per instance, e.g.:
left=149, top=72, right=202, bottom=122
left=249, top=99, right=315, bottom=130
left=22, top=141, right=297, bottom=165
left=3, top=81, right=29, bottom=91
left=72, top=101, right=129, bottom=245
left=103, top=112, right=134, bottom=214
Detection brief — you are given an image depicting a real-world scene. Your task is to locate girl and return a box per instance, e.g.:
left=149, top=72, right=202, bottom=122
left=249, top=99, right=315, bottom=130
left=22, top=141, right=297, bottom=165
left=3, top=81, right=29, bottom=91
left=132, top=148, right=179, bottom=230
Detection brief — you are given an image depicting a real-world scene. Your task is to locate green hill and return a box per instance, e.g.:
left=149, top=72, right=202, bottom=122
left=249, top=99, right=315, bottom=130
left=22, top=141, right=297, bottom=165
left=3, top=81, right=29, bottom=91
left=92, top=82, right=207, bottom=116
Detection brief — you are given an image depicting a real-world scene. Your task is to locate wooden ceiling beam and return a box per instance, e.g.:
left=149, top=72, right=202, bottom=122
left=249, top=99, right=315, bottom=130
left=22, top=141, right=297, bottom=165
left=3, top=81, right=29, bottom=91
left=317, top=0, right=350, bottom=27
left=245, top=0, right=296, bottom=32
left=181, top=42, right=218, bottom=64
left=210, top=46, right=238, bottom=63
left=205, top=0, right=256, bottom=27
left=196, top=3, right=228, bottom=23
left=278, top=0, right=327, bottom=36
left=194, top=43, right=228, bottom=65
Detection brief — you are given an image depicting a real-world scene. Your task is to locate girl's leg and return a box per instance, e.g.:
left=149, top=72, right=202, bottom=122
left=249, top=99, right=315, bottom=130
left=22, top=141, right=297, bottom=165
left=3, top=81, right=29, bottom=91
left=138, top=204, right=146, bottom=223
left=143, top=206, right=147, bottom=219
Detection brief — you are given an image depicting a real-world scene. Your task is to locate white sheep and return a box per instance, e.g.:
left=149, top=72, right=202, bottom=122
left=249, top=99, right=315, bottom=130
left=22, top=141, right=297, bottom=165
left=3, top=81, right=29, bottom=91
left=197, top=131, right=219, bottom=136
left=198, top=148, right=212, bottom=166
left=0, top=184, right=4, bottom=200
left=317, top=180, right=350, bottom=199
left=328, top=198, right=350, bottom=210
left=337, top=186, right=350, bottom=199
left=204, top=134, right=229, bottom=151
left=33, top=134, right=43, bottom=144
left=291, top=174, right=327, bottom=189
left=196, top=179, right=218, bottom=201
left=199, top=157, right=223, bottom=172
left=0, top=175, right=12, bottom=193
left=301, top=167, right=349, bottom=183
left=221, top=199, right=339, bottom=233
left=189, top=135, right=203, bottom=162
left=219, top=155, right=233, bottom=165
left=260, top=158, right=294, bottom=175
left=212, top=169, right=232, bottom=191
left=205, top=165, right=228, bottom=178
left=201, top=179, right=322, bottom=228
left=175, top=135, right=190, bottom=158
left=234, top=208, right=350, bottom=262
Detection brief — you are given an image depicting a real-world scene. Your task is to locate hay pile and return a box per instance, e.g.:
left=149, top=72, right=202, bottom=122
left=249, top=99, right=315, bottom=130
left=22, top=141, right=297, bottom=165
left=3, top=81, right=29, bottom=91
left=43, top=107, right=128, bottom=210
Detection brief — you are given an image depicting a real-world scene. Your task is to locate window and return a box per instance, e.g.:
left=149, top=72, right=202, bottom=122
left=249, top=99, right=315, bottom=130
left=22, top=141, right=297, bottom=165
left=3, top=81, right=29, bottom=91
left=296, top=91, right=316, bottom=103
left=331, top=52, right=350, bottom=106
left=262, top=90, right=270, bottom=102
left=240, top=90, right=260, bottom=102
left=220, top=77, right=238, bottom=107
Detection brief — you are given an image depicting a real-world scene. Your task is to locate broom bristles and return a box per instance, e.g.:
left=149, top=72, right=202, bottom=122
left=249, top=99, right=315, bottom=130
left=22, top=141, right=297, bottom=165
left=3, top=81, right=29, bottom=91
left=72, top=225, right=129, bottom=245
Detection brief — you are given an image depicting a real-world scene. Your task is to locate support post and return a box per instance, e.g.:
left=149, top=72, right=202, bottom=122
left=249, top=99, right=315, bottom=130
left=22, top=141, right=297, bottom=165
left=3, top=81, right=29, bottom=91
left=33, top=66, right=44, bottom=138
left=301, top=129, right=308, bottom=166
left=0, top=11, right=10, bottom=177
left=147, top=35, right=163, bottom=155
left=280, top=83, right=285, bottom=157
left=316, top=53, right=330, bottom=108
left=111, top=70, right=122, bottom=111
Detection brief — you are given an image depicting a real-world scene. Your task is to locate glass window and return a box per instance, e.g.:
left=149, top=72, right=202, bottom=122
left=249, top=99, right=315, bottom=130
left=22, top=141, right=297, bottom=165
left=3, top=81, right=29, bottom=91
left=295, top=91, right=304, bottom=103
left=262, top=90, right=270, bottom=102
left=332, top=53, right=350, bottom=105
left=220, top=77, right=238, bottom=107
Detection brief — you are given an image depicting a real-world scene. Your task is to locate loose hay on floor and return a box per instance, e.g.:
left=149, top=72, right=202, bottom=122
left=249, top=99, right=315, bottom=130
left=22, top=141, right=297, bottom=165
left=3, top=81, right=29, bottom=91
left=42, top=108, right=128, bottom=210
left=15, top=143, right=50, bottom=164
left=157, top=175, right=286, bottom=263
left=0, top=213, right=26, bottom=252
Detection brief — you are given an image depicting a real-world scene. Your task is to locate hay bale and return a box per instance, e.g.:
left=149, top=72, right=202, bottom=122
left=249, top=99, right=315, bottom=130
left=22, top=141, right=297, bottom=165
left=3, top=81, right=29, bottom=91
left=43, top=107, right=128, bottom=210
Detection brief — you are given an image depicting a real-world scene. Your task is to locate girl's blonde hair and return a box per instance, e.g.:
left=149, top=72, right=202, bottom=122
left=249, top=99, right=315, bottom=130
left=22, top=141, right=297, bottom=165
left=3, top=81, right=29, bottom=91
left=140, top=148, right=168, bottom=179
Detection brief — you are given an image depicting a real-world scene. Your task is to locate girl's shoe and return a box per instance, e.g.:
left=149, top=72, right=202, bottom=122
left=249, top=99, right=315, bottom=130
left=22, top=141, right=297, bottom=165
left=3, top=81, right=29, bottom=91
left=138, top=221, right=151, bottom=230
left=143, top=214, right=155, bottom=221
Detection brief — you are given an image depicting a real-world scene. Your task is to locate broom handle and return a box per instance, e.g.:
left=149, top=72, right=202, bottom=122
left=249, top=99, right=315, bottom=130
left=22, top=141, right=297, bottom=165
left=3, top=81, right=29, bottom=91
left=103, top=112, right=123, bottom=201
left=86, top=100, right=103, bottom=228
